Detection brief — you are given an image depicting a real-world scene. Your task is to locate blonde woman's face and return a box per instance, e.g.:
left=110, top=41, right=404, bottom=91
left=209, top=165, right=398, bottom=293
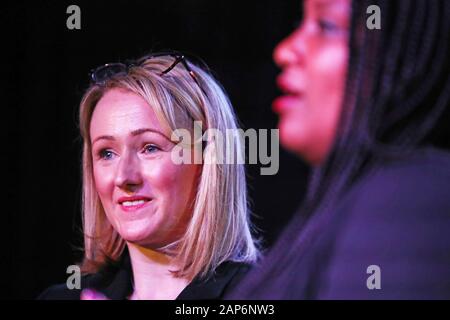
left=90, top=88, right=200, bottom=248
left=273, top=0, right=350, bottom=164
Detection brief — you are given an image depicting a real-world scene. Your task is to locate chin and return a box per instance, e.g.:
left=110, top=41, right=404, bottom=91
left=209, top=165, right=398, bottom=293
left=279, top=120, right=327, bottom=165
left=117, top=226, right=153, bottom=244
left=279, top=118, right=306, bottom=153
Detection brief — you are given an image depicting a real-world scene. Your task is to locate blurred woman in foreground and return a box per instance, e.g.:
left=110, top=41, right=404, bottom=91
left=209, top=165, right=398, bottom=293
left=230, top=0, right=450, bottom=299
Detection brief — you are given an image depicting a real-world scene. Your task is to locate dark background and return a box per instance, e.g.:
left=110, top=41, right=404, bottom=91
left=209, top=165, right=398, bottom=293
left=1, top=0, right=309, bottom=299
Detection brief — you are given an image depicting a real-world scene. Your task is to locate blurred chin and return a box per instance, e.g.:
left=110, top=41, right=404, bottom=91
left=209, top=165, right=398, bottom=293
left=278, top=116, right=325, bottom=165
left=279, top=116, right=307, bottom=155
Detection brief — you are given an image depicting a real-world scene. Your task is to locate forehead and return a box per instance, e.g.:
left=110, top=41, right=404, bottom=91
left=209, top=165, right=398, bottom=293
left=307, top=0, right=350, bottom=12
left=89, top=88, right=166, bottom=140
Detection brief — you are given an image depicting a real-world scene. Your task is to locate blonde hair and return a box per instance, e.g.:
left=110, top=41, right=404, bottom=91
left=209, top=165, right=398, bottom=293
left=78, top=54, right=260, bottom=280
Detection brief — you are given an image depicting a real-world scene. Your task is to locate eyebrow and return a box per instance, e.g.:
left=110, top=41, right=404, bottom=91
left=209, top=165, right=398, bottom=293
left=92, top=128, right=171, bottom=144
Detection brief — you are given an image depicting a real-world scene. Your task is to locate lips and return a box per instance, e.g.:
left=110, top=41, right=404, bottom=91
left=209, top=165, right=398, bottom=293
left=117, top=195, right=152, bottom=212
left=274, top=73, right=305, bottom=114
left=273, top=95, right=305, bottom=113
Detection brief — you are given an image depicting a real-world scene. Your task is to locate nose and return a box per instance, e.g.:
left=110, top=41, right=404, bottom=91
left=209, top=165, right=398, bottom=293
left=273, top=28, right=305, bottom=68
left=114, top=151, right=143, bottom=192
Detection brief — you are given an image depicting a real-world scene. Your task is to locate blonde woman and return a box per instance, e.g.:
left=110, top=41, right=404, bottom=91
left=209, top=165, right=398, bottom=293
left=38, top=52, right=260, bottom=300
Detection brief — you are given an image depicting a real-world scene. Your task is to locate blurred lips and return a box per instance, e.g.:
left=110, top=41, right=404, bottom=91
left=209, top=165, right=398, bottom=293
left=273, top=73, right=305, bottom=114
left=273, top=95, right=305, bottom=114
left=117, top=195, right=152, bottom=212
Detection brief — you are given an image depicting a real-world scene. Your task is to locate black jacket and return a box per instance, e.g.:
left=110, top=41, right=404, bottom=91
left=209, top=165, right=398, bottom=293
left=38, top=249, right=250, bottom=300
left=229, top=147, right=450, bottom=299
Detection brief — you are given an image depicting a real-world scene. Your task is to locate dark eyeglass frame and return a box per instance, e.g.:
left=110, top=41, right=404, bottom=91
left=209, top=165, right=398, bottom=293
left=89, top=51, right=206, bottom=95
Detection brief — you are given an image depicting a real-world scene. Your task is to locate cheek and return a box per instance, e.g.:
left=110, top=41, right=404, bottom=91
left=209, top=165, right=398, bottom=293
left=309, top=44, right=348, bottom=107
left=147, top=161, right=199, bottom=209
left=304, top=43, right=348, bottom=144
left=93, top=165, right=115, bottom=200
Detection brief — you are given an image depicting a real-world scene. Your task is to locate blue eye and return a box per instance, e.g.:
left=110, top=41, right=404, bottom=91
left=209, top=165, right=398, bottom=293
left=143, top=144, right=160, bottom=154
left=99, top=149, right=115, bottom=160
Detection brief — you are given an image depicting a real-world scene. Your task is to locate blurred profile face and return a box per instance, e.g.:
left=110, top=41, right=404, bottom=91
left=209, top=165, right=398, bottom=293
left=273, top=0, right=350, bottom=164
left=90, top=88, right=200, bottom=248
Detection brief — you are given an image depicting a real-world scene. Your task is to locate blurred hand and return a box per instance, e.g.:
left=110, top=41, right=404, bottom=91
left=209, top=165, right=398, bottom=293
left=80, top=289, right=109, bottom=300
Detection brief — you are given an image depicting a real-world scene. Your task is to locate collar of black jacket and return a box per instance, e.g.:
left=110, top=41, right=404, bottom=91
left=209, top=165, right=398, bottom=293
left=82, top=247, right=249, bottom=300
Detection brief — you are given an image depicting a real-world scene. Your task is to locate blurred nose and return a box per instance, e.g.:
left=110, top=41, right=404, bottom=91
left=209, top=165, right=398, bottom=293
left=114, top=151, right=143, bottom=192
left=273, top=27, right=305, bottom=68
